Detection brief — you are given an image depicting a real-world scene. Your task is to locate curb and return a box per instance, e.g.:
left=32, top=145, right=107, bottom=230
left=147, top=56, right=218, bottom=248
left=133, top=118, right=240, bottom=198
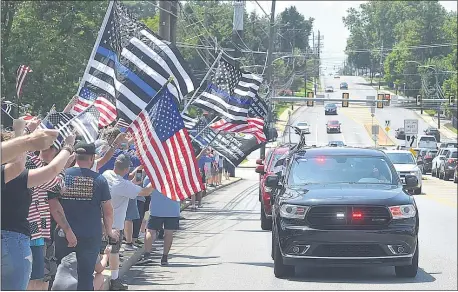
left=412, top=111, right=456, bottom=140
left=101, top=177, right=243, bottom=290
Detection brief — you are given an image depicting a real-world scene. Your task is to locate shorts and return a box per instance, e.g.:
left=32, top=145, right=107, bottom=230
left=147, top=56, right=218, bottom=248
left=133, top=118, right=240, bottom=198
left=44, top=239, right=57, bottom=282
left=30, top=245, right=45, bottom=280
left=147, top=216, right=179, bottom=231
left=125, top=199, right=140, bottom=221
left=109, top=230, right=124, bottom=254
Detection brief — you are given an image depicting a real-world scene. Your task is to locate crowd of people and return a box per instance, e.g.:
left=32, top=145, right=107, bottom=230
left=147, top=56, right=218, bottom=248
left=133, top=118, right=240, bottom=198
left=1, top=117, right=233, bottom=291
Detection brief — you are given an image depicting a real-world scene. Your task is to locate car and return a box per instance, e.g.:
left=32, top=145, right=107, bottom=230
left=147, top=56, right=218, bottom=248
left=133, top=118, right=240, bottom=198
left=454, top=165, right=458, bottom=183
left=295, top=122, right=311, bottom=134
left=438, top=140, right=458, bottom=149
left=384, top=150, right=423, bottom=194
left=325, top=86, right=334, bottom=92
left=439, top=148, right=457, bottom=181
left=431, top=147, right=453, bottom=177
left=424, top=127, right=441, bottom=143
left=415, top=149, right=429, bottom=174
left=255, top=146, right=290, bottom=230
left=421, top=149, right=438, bottom=174
left=326, top=120, right=341, bottom=133
left=324, top=103, right=338, bottom=115
left=328, top=140, right=345, bottom=147
left=334, top=75, right=340, bottom=79
left=340, top=82, right=348, bottom=89
left=395, top=128, right=406, bottom=140
left=267, top=147, right=419, bottom=279
left=417, top=135, right=437, bottom=149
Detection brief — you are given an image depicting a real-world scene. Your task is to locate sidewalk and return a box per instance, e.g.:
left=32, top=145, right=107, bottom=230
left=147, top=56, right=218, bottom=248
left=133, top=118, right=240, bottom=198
left=101, top=177, right=242, bottom=290
left=413, top=110, right=457, bottom=140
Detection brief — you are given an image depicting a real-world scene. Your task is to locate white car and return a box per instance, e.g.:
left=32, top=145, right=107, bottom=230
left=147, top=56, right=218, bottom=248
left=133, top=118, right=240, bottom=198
left=432, top=147, right=454, bottom=177
left=295, top=122, right=310, bottom=134
left=325, top=86, right=334, bottom=92
left=417, top=135, right=437, bottom=149
left=385, top=150, right=422, bottom=194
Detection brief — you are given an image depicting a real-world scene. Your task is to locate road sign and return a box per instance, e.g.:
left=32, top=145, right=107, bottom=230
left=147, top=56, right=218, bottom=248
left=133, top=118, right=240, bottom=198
left=409, top=147, right=417, bottom=157
left=371, top=106, right=375, bottom=114
left=372, top=125, right=379, bottom=135
left=404, top=119, right=418, bottom=135
left=405, top=135, right=417, bottom=148
left=385, top=120, right=391, bottom=127
left=385, top=127, right=390, bottom=132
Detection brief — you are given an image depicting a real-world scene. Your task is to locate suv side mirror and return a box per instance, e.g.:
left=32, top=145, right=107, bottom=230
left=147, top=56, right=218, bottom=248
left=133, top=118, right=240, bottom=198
left=265, top=175, right=279, bottom=188
left=405, top=175, right=418, bottom=189
left=255, top=165, right=265, bottom=174
left=256, top=159, right=263, bottom=165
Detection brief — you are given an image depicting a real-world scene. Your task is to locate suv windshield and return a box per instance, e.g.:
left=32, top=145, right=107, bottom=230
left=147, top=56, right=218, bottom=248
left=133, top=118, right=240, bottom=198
left=420, top=136, right=436, bottom=142
left=288, top=155, right=395, bottom=186
left=450, top=151, right=458, bottom=159
left=386, top=153, right=415, bottom=164
left=296, top=122, right=308, bottom=127
left=328, top=120, right=339, bottom=125
left=326, top=104, right=336, bottom=108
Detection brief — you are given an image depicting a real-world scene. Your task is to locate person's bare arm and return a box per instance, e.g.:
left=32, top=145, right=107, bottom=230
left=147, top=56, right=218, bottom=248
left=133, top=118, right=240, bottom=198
left=48, top=198, right=77, bottom=247
left=95, top=246, right=111, bottom=274
left=95, top=133, right=126, bottom=171
left=63, top=96, right=78, bottom=113
left=138, top=184, right=155, bottom=197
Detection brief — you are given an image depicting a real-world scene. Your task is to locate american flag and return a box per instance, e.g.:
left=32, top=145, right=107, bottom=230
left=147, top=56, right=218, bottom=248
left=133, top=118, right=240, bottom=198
left=70, top=105, right=100, bottom=143
left=181, top=112, right=198, bottom=130
left=193, top=58, right=263, bottom=123
left=211, top=117, right=266, bottom=144
left=16, top=65, right=32, bottom=98
left=115, top=118, right=130, bottom=128
left=70, top=87, right=117, bottom=127
left=78, top=1, right=196, bottom=124
left=39, top=112, right=74, bottom=149
left=189, top=117, right=218, bottom=147
left=127, top=87, right=203, bottom=201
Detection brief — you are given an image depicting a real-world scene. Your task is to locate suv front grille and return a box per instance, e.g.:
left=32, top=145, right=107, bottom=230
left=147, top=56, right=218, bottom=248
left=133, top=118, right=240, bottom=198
left=311, top=244, right=386, bottom=257
left=306, top=205, right=391, bottom=229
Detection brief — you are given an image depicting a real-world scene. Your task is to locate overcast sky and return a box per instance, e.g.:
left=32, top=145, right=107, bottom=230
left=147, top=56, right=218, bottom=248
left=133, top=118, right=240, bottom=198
left=245, top=1, right=457, bottom=71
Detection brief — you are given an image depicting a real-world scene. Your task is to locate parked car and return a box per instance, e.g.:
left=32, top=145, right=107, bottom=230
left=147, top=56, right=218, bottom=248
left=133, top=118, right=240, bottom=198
left=384, top=150, right=423, bottom=194
left=268, top=147, right=419, bottom=279
left=432, top=148, right=454, bottom=177
left=395, top=128, right=406, bottom=140
left=421, top=149, right=438, bottom=174
left=340, top=82, right=348, bottom=89
left=255, top=146, right=290, bottom=230
left=424, top=127, right=441, bottom=143
left=439, top=148, right=458, bottom=181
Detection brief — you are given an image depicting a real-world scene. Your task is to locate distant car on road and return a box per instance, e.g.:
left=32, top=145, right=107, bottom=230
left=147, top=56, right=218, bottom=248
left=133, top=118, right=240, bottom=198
left=395, top=128, right=406, bottom=140
left=325, top=86, right=334, bottom=92
left=424, top=127, right=441, bottom=142
left=326, top=120, right=341, bottom=133
left=295, top=122, right=311, bottom=134
left=417, top=135, right=437, bottom=149
left=384, top=150, right=423, bottom=194
left=438, top=140, right=458, bottom=149
left=340, top=82, right=348, bottom=89
left=325, top=103, right=338, bottom=115
left=421, top=149, right=438, bottom=174
left=439, top=148, right=457, bottom=181
left=432, top=147, right=454, bottom=177
left=327, top=140, right=345, bottom=147
left=334, top=75, right=340, bottom=79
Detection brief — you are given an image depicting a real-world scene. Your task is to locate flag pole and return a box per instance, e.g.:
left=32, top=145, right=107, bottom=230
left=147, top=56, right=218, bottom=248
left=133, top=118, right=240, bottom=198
left=181, top=50, right=223, bottom=114
left=75, top=0, right=114, bottom=96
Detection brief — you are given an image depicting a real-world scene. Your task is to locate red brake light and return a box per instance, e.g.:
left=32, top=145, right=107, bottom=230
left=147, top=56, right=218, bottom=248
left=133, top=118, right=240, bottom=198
left=316, top=156, right=326, bottom=163
left=424, top=155, right=431, bottom=159
left=448, top=158, right=456, bottom=163
left=352, top=212, right=363, bottom=219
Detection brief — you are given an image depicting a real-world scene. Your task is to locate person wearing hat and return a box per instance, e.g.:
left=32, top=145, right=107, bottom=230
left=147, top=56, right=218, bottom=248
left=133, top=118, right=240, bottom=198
left=101, top=154, right=154, bottom=290
left=56, top=141, right=118, bottom=291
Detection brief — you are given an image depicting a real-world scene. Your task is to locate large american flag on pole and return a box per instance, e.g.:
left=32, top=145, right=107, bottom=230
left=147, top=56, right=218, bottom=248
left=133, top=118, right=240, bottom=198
left=70, top=87, right=117, bottom=127
left=127, top=87, right=203, bottom=201
left=16, top=65, right=32, bottom=98
left=210, top=117, right=266, bottom=144
left=77, top=1, right=196, bottom=124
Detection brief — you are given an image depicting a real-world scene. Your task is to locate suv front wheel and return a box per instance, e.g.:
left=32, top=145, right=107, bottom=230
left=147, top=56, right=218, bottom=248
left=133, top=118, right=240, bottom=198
left=395, top=242, right=419, bottom=278
left=261, top=203, right=272, bottom=230
left=273, top=229, right=295, bottom=278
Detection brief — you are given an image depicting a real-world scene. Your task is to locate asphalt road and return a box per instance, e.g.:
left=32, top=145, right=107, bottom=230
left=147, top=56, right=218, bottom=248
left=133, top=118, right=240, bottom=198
left=123, top=168, right=457, bottom=290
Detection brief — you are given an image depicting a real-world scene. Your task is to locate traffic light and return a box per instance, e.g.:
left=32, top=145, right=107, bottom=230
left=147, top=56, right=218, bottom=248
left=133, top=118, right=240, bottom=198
left=416, top=95, right=421, bottom=106
left=307, top=92, right=314, bottom=107
left=377, top=94, right=384, bottom=108
left=342, top=92, right=349, bottom=107
left=450, top=96, right=455, bottom=105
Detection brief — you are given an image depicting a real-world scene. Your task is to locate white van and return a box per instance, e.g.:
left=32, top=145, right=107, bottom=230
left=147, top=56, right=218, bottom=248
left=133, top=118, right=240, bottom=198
left=417, top=135, right=437, bottom=149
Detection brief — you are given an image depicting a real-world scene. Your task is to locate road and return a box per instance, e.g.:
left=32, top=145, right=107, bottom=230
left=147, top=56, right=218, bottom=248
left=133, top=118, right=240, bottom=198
left=123, top=76, right=456, bottom=290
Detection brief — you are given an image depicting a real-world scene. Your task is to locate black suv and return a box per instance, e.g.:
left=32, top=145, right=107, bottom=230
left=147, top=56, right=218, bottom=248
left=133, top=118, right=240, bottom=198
left=266, top=147, right=419, bottom=279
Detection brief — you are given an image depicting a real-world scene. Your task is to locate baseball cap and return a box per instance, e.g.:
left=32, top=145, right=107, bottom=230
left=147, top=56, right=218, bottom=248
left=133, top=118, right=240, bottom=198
left=115, top=154, right=131, bottom=169
left=74, top=142, right=96, bottom=155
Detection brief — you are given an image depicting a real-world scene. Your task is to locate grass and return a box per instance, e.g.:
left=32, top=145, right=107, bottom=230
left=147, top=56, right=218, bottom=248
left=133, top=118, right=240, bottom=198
left=274, top=103, right=291, bottom=119
left=425, top=109, right=437, bottom=116
left=444, top=123, right=458, bottom=134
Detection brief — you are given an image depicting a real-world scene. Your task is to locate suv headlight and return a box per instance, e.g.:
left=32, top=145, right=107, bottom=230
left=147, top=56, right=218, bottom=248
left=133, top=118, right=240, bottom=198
left=280, top=204, right=309, bottom=219
left=389, top=205, right=416, bottom=219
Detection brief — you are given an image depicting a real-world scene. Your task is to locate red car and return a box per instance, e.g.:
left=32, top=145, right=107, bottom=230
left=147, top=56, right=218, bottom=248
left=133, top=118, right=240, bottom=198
left=255, top=146, right=289, bottom=230
left=326, top=120, right=341, bottom=133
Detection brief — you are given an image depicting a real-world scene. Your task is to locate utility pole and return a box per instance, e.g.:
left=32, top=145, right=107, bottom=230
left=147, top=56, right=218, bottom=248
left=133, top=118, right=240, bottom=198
left=304, top=48, right=307, bottom=97
left=317, top=30, right=321, bottom=78
left=159, top=1, right=171, bottom=40
left=232, top=0, right=245, bottom=68
left=260, top=0, right=276, bottom=160
left=378, top=40, right=383, bottom=90
left=169, top=0, right=178, bottom=45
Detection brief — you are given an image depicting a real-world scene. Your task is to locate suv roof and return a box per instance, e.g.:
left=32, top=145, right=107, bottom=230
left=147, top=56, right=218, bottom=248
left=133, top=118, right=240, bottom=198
left=384, top=150, right=411, bottom=154
left=293, top=147, right=385, bottom=157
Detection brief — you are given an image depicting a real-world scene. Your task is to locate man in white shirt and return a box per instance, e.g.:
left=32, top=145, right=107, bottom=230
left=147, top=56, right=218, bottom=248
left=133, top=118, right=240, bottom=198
left=102, top=155, right=153, bottom=291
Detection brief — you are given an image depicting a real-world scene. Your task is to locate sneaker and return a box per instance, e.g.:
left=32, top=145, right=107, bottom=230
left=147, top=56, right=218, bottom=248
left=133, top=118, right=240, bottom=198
left=110, top=278, right=128, bottom=291
left=135, top=253, right=154, bottom=266
left=161, top=254, right=169, bottom=266
left=123, top=244, right=137, bottom=251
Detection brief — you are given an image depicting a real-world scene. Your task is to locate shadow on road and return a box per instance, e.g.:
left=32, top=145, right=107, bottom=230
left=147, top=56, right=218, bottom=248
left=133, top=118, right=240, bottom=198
left=234, top=229, right=271, bottom=233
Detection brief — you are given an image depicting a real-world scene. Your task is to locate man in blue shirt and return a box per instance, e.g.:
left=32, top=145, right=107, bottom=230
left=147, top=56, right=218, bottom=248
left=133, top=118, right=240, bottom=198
left=137, top=176, right=180, bottom=266
left=56, top=142, right=118, bottom=290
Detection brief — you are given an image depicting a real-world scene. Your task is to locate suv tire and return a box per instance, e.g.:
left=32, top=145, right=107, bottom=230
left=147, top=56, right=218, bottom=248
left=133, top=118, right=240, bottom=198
left=261, top=203, right=272, bottom=230
left=395, top=242, right=419, bottom=278
left=273, top=235, right=295, bottom=278
left=443, top=169, right=450, bottom=181
left=454, top=171, right=458, bottom=183
left=414, top=187, right=422, bottom=195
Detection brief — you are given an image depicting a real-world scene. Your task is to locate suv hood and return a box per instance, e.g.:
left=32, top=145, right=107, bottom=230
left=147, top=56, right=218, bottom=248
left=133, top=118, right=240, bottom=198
left=283, top=183, right=411, bottom=206
left=392, top=164, right=419, bottom=172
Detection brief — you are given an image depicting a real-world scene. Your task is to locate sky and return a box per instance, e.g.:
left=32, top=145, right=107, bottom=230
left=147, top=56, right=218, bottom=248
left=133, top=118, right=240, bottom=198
left=245, top=1, right=457, bottom=72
